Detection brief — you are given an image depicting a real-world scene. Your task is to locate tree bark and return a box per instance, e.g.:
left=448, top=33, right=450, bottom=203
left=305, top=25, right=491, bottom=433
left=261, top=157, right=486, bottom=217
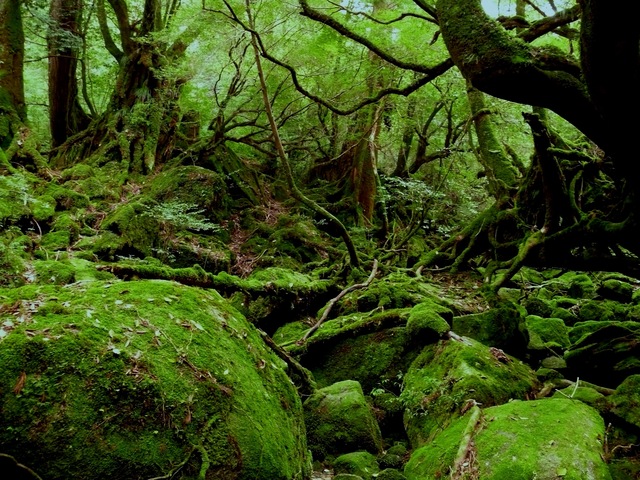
left=0, top=0, right=26, bottom=148
left=48, top=0, right=91, bottom=148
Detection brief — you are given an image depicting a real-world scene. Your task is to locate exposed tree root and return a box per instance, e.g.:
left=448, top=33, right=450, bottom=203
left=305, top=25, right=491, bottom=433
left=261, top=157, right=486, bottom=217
left=450, top=405, right=482, bottom=480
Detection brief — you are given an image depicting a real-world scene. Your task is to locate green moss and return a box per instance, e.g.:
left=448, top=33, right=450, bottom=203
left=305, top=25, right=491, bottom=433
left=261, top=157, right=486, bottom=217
left=565, top=322, right=640, bottom=387
left=552, top=386, right=609, bottom=414
left=475, top=399, right=610, bottom=480
left=146, top=166, right=228, bottom=222
left=39, top=230, right=71, bottom=252
left=60, top=164, right=95, bottom=181
left=577, top=299, right=623, bottom=322
left=304, top=380, right=383, bottom=460
left=305, top=324, right=414, bottom=393
left=333, top=451, right=379, bottom=478
left=42, top=184, right=91, bottom=211
left=404, top=409, right=470, bottom=480
left=376, top=468, right=406, bottom=480
left=273, top=321, right=309, bottom=345
left=522, top=296, right=553, bottom=318
left=401, top=337, right=538, bottom=447
left=0, top=240, right=25, bottom=286
left=525, top=315, right=570, bottom=352
left=102, top=201, right=159, bottom=258
left=0, top=280, right=310, bottom=479
left=598, top=279, right=634, bottom=303
left=558, top=272, right=595, bottom=298
left=452, top=303, right=526, bottom=353
left=406, top=300, right=451, bottom=341
left=405, top=399, right=610, bottom=480
left=335, top=273, right=445, bottom=317
left=611, top=375, right=640, bottom=429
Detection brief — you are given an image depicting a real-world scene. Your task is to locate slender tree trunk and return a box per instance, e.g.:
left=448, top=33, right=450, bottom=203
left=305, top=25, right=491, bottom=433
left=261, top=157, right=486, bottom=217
left=466, top=82, right=518, bottom=200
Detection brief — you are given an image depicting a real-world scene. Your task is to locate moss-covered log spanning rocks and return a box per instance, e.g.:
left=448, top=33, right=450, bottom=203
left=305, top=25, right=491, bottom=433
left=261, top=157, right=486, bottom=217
left=0, top=280, right=310, bottom=479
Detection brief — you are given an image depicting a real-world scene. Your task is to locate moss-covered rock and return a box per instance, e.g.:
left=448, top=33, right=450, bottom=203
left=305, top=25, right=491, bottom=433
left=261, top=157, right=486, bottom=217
left=522, top=296, right=553, bottom=318
left=598, top=279, right=634, bottom=303
left=524, top=315, right=570, bottom=353
left=146, top=166, right=228, bottom=222
left=334, top=272, right=446, bottom=317
left=452, top=303, right=526, bottom=353
left=378, top=452, right=404, bottom=470
left=576, top=299, right=624, bottom=323
left=405, top=399, right=611, bottom=480
left=0, top=280, right=310, bottom=479
left=304, top=380, right=383, bottom=460
left=552, top=386, right=609, bottom=414
left=301, top=321, right=415, bottom=394
left=559, top=272, right=596, bottom=298
left=375, top=468, right=407, bottom=480
left=401, top=337, right=537, bottom=447
left=565, top=323, right=640, bottom=387
left=405, top=300, right=451, bottom=341
left=333, top=451, right=379, bottom=478
left=610, top=374, right=640, bottom=429
left=0, top=239, right=26, bottom=286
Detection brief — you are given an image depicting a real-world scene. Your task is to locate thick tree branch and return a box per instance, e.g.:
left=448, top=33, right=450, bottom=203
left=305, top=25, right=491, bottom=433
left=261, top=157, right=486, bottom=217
left=518, top=5, right=580, bottom=42
left=106, top=0, right=133, bottom=54
left=435, top=0, right=606, bottom=150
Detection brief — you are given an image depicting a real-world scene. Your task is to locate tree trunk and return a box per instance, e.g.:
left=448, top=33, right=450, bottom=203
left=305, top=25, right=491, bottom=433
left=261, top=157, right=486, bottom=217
left=50, top=0, right=186, bottom=174
left=48, top=0, right=91, bottom=148
left=466, top=83, right=518, bottom=200
left=0, top=0, right=26, bottom=148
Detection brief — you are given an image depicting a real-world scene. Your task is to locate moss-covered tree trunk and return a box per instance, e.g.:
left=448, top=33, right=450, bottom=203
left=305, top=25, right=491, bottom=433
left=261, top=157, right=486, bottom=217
left=426, top=0, right=640, bottom=277
left=48, top=0, right=92, bottom=148
left=50, top=0, right=186, bottom=174
left=0, top=0, right=25, bottom=149
left=466, top=83, right=518, bottom=200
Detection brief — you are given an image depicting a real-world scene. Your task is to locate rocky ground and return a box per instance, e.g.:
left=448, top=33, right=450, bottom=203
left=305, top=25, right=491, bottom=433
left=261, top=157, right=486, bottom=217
left=1, top=164, right=640, bottom=479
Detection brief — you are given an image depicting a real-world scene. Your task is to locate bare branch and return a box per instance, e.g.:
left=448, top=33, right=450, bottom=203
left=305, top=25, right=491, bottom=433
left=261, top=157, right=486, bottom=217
left=326, top=0, right=436, bottom=25
left=298, top=0, right=439, bottom=74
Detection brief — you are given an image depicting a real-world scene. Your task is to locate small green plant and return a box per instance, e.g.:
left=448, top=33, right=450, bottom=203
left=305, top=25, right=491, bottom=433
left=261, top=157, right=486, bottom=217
left=145, top=200, right=220, bottom=233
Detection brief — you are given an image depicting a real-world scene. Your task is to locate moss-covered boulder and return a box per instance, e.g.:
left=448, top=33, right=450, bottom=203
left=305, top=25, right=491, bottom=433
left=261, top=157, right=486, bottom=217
left=524, top=315, right=570, bottom=353
left=334, top=272, right=446, bottom=317
left=576, top=299, right=624, bottom=323
left=304, top=380, right=383, bottom=460
left=401, top=337, right=537, bottom=447
left=452, top=303, right=526, bottom=353
left=376, top=468, right=407, bottom=480
left=0, top=280, right=310, bottom=479
left=405, top=300, right=451, bottom=341
left=146, top=166, right=228, bottom=222
left=598, top=279, right=634, bottom=303
left=610, top=375, right=640, bottom=429
left=558, top=272, right=596, bottom=298
left=404, top=398, right=611, bottom=480
left=552, top=386, right=609, bottom=414
left=333, top=451, right=379, bottom=478
left=565, top=323, right=640, bottom=387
